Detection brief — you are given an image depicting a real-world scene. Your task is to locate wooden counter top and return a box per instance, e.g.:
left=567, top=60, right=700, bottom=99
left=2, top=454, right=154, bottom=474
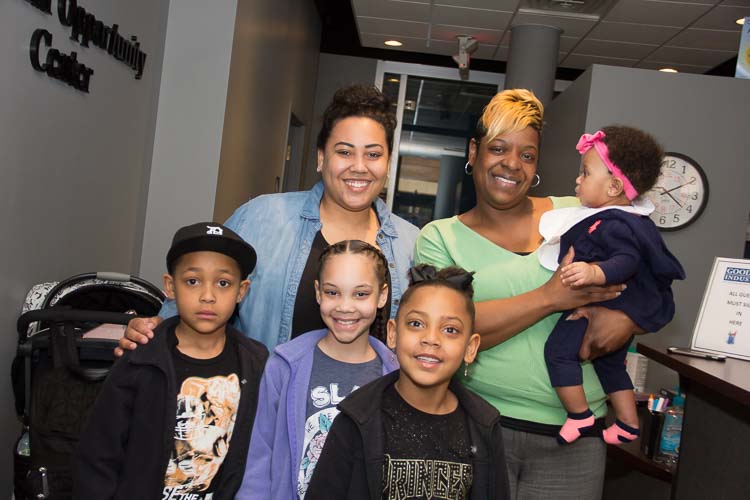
left=637, top=341, right=750, bottom=408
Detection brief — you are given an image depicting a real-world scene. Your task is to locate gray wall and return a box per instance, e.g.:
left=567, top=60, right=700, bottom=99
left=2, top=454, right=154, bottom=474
left=139, top=0, right=240, bottom=286
left=139, top=0, right=322, bottom=286
left=0, top=0, right=170, bottom=492
left=541, top=65, right=750, bottom=391
left=538, top=70, right=592, bottom=197
left=302, top=53, right=379, bottom=190
left=214, top=0, right=322, bottom=218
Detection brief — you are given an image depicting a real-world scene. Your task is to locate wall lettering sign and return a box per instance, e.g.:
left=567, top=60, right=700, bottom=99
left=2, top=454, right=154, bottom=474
left=30, top=28, right=94, bottom=92
left=23, top=0, right=148, bottom=93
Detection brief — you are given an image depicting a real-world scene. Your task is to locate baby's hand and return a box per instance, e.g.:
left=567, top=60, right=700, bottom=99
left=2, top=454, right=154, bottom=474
left=560, top=262, right=605, bottom=287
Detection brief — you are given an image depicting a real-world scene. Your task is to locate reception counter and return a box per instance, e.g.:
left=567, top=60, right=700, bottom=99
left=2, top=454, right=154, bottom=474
left=637, top=341, right=750, bottom=500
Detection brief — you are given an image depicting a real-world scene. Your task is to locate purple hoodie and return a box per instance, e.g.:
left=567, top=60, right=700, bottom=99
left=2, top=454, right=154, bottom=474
left=236, top=329, right=398, bottom=499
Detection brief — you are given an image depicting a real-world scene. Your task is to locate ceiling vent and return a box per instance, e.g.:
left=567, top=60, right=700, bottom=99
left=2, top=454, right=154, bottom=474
left=518, top=0, right=620, bottom=20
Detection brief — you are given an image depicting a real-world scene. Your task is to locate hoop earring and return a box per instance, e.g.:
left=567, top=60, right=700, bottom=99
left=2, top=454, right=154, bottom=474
left=464, top=162, right=473, bottom=176
left=531, top=173, right=541, bottom=188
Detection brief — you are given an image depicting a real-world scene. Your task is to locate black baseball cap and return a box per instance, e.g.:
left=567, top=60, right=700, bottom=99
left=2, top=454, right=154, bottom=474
left=166, top=222, right=257, bottom=278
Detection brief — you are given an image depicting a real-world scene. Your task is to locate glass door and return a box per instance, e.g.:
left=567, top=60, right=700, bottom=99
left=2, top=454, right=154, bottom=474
left=378, top=65, right=500, bottom=227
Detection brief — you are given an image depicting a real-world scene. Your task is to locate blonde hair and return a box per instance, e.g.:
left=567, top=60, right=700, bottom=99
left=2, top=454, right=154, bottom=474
left=476, top=89, right=544, bottom=143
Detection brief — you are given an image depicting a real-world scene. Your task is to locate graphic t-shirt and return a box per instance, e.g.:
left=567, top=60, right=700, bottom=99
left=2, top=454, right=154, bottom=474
left=297, top=345, right=382, bottom=499
left=381, top=384, right=474, bottom=500
left=162, top=328, right=241, bottom=500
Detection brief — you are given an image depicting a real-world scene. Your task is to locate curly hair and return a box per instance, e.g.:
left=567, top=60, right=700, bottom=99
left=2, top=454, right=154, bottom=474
left=601, top=125, right=664, bottom=195
left=396, top=264, right=476, bottom=330
left=316, top=85, right=397, bottom=153
left=475, top=88, right=544, bottom=143
left=317, top=239, right=390, bottom=342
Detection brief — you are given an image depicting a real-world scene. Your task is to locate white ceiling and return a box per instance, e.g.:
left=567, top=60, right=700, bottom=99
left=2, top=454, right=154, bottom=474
left=351, top=0, right=750, bottom=74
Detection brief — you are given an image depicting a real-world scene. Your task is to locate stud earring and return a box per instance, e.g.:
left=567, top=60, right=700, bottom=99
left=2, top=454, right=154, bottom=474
left=464, top=162, right=473, bottom=176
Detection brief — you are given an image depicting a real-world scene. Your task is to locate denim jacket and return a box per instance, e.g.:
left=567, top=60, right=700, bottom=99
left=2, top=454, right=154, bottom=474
left=160, top=181, right=419, bottom=349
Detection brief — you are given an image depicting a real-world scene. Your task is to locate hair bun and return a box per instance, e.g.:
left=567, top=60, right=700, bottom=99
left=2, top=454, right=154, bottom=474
left=408, top=264, right=475, bottom=292
left=408, top=264, right=438, bottom=284
left=317, top=85, right=397, bottom=152
left=331, top=85, right=391, bottom=113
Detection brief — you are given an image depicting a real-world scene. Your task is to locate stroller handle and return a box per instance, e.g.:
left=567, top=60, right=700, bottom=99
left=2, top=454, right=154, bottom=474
left=41, top=272, right=166, bottom=310
left=17, top=308, right=135, bottom=337
left=95, top=271, right=132, bottom=282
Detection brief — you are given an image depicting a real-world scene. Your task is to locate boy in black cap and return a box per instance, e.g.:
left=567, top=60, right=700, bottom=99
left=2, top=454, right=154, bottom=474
left=74, top=222, right=268, bottom=500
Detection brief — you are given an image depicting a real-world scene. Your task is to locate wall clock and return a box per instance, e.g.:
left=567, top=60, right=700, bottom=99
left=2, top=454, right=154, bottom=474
left=643, top=152, right=708, bottom=231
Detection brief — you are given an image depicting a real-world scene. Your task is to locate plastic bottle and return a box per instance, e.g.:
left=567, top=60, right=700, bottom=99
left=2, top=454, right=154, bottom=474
left=16, top=429, right=30, bottom=457
left=625, top=343, right=648, bottom=393
left=655, top=392, right=684, bottom=467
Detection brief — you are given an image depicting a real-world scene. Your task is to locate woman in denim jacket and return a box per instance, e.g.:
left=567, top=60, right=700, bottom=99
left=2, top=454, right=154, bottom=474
left=118, top=85, right=418, bottom=351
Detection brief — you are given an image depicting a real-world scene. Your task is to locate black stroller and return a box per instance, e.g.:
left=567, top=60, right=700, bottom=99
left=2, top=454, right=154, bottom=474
left=12, top=272, right=165, bottom=500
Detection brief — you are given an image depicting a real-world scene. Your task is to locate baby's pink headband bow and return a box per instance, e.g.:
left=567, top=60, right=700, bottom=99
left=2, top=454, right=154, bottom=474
left=576, top=130, right=638, bottom=201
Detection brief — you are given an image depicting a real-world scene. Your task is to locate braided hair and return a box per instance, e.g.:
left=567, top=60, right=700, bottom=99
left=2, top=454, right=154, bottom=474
left=317, top=240, right=390, bottom=342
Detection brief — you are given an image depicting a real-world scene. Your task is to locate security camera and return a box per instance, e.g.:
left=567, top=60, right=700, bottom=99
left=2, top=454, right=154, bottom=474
left=453, top=36, right=478, bottom=80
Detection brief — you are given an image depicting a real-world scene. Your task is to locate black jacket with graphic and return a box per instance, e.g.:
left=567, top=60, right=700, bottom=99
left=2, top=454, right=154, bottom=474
left=73, top=316, right=268, bottom=500
left=305, top=370, right=511, bottom=500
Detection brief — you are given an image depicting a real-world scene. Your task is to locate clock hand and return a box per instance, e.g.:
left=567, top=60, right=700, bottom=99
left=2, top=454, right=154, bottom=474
left=662, top=177, right=697, bottom=195
left=653, top=186, right=683, bottom=207
left=664, top=191, right=682, bottom=208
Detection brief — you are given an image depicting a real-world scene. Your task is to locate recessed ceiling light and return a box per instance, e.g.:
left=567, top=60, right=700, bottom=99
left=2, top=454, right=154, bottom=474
left=659, top=68, right=678, bottom=73
left=387, top=77, right=400, bottom=83
left=737, top=18, right=745, bottom=26
left=384, top=40, right=403, bottom=47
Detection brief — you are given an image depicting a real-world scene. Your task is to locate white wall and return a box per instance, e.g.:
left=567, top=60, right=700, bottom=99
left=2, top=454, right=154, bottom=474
left=0, top=0, right=170, bottom=492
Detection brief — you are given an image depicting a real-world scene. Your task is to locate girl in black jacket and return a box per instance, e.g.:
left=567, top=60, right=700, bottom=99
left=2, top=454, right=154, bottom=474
left=306, top=265, right=510, bottom=500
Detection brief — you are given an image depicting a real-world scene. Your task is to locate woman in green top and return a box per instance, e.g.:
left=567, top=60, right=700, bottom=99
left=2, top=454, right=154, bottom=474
left=415, top=89, right=640, bottom=499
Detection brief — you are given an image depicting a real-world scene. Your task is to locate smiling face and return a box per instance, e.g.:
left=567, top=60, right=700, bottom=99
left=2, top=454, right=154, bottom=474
left=470, top=126, right=540, bottom=211
left=164, top=251, right=249, bottom=339
left=317, top=116, right=390, bottom=213
left=575, top=149, right=622, bottom=208
left=387, top=285, right=480, bottom=393
left=315, top=252, right=388, bottom=348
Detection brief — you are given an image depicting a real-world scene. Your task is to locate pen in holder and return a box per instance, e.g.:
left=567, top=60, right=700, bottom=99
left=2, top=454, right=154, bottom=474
left=639, top=406, right=665, bottom=458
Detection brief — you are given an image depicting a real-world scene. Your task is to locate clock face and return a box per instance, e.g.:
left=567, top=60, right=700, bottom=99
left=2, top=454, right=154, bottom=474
left=643, top=153, right=708, bottom=230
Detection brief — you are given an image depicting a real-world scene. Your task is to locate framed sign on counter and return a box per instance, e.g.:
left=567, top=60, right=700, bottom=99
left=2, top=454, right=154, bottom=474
left=691, top=257, right=750, bottom=361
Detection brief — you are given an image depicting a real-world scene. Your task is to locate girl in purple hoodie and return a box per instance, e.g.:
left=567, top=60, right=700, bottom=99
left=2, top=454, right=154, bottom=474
left=236, top=240, right=399, bottom=499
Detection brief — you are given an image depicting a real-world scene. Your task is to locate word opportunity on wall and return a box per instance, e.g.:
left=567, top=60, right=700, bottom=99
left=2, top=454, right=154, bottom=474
left=23, top=0, right=148, bottom=93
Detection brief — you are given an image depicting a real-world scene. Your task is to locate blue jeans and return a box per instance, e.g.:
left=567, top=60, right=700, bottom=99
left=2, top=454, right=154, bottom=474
left=502, top=427, right=606, bottom=499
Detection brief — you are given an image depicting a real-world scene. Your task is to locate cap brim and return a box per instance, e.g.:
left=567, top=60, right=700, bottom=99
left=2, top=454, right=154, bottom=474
left=167, top=236, right=257, bottom=277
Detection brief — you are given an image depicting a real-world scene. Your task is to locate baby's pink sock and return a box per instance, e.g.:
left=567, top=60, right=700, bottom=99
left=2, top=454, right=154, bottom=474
left=557, top=409, right=595, bottom=445
left=602, top=419, right=640, bottom=445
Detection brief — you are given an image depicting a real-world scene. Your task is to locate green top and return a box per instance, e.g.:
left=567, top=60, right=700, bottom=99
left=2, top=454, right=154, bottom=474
left=414, top=196, right=607, bottom=425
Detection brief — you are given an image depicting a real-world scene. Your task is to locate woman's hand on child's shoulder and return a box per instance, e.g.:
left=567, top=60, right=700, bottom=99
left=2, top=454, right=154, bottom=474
left=114, top=316, right=162, bottom=357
